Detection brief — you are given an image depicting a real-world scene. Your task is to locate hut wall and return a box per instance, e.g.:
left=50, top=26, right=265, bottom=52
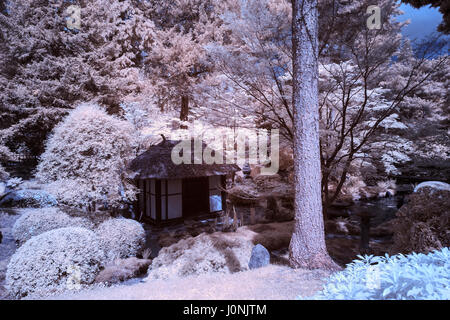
left=138, top=180, right=144, bottom=219
left=167, top=179, right=182, bottom=219
left=153, top=179, right=182, bottom=221
left=137, top=176, right=223, bottom=222
left=149, top=179, right=156, bottom=220
left=137, top=179, right=156, bottom=220
left=161, top=179, right=166, bottom=220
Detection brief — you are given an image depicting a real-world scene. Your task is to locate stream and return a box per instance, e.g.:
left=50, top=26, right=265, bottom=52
left=329, top=194, right=404, bottom=227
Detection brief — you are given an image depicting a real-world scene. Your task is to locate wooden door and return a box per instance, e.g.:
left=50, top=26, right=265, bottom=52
left=182, top=177, right=210, bottom=217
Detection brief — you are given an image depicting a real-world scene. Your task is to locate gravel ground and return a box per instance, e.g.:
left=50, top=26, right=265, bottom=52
left=43, top=265, right=332, bottom=300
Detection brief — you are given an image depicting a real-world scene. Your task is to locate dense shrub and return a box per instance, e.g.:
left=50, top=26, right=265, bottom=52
left=36, top=103, right=138, bottom=209
left=6, top=227, right=105, bottom=298
left=95, top=218, right=146, bottom=263
left=0, top=145, right=14, bottom=180
left=391, top=188, right=450, bottom=254
left=94, top=257, right=152, bottom=285
left=146, top=232, right=253, bottom=280
left=12, top=208, right=93, bottom=246
left=307, top=248, right=450, bottom=300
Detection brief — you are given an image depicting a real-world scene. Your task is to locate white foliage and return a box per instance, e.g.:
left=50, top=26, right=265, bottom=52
left=6, top=227, right=105, bottom=299
left=12, top=208, right=94, bottom=246
left=1, top=0, right=155, bottom=160
left=94, top=218, right=146, bottom=263
left=5, top=177, right=22, bottom=189
left=306, top=248, right=450, bottom=300
left=36, top=103, right=138, bottom=209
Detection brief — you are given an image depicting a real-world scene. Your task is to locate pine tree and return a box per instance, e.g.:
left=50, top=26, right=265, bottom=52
left=0, top=0, right=155, bottom=159
left=143, top=0, right=226, bottom=122
left=289, top=0, right=338, bottom=270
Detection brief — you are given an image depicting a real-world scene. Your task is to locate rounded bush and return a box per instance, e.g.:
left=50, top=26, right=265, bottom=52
left=391, top=188, right=450, bottom=254
left=6, top=227, right=105, bottom=298
left=36, top=103, right=138, bottom=208
left=147, top=232, right=253, bottom=280
left=95, top=218, right=146, bottom=263
left=12, top=208, right=94, bottom=246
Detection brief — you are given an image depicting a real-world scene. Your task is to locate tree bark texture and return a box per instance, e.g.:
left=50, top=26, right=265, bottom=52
left=289, top=0, right=339, bottom=270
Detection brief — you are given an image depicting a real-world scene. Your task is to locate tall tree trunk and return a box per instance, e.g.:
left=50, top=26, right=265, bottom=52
left=180, top=95, right=189, bottom=128
left=289, top=0, right=338, bottom=270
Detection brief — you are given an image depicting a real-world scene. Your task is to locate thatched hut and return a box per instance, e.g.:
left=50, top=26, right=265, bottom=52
left=127, top=139, right=240, bottom=224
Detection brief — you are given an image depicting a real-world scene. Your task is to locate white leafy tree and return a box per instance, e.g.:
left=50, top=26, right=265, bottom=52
left=36, top=103, right=138, bottom=210
left=207, top=0, right=448, bottom=208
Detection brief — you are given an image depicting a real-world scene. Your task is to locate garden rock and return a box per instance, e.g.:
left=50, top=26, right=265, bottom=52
left=0, top=189, right=57, bottom=208
left=248, top=244, right=270, bottom=269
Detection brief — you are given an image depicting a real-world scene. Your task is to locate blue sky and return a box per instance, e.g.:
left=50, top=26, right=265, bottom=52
left=396, top=3, right=444, bottom=40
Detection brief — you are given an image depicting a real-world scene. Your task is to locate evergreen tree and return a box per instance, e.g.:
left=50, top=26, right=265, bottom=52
left=0, top=0, right=154, bottom=159
left=289, top=0, right=338, bottom=270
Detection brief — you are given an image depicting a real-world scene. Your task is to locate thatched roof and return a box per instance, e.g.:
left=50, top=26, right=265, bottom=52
left=126, top=139, right=240, bottom=180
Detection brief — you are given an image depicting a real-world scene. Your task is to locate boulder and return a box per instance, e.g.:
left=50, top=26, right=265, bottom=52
left=248, top=244, right=270, bottom=269
left=95, top=257, right=152, bottom=285
left=0, top=182, right=6, bottom=199
left=414, top=181, right=450, bottom=193
left=146, top=221, right=294, bottom=280
left=0, top=189, right=57, bottom=208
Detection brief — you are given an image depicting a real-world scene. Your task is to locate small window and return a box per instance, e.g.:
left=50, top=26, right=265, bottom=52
left=209, top=193, right=222, bottom=212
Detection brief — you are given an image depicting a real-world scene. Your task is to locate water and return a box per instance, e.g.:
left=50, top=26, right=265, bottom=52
left=330, top=194, right=404, bottom=226
left=350, top=195, right=402, bottom=226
